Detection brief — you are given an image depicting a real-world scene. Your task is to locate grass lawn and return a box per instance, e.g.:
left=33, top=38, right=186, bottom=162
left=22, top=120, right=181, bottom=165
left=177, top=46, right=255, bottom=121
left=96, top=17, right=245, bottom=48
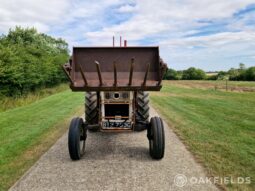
left=169, top=80, right=255, bottom=92
left=0, top=83, right=70, bottom=112
left=174, top=80, right=255, bottom=88
left=0, top=90, right=84, bottom=191
left=151, top=81, right=255, bottom=191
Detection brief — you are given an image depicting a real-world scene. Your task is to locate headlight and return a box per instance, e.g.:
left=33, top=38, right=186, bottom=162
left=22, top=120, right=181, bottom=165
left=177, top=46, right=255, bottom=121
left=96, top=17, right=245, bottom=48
left=114, top=92, right=120, bottom=99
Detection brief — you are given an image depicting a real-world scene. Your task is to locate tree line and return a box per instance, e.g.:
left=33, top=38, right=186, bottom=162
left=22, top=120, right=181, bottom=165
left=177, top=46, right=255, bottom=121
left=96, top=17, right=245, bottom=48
left=164, top=64, right=255, bottom=81
left=0, top=27, right=69, bottom=97
left=1, top=27, right=254, bottom=98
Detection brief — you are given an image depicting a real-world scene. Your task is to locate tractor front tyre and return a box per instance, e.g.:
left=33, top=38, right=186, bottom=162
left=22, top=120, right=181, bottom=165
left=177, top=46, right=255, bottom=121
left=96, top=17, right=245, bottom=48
left=68, top=117, right=86, bottom=160
left=147, top=117, right=165, bottom=159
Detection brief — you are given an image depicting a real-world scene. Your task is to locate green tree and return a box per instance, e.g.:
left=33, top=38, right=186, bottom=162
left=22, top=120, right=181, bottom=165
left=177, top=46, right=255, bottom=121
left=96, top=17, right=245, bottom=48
left=0, top=27, right=69, bottom=96
left=228, top=68, right=240, bottom=81
left=176, top=71, right=183, bottom=80
left=182, top=67, right=206, bottom=80
left=164, top=69, right=178, bottom=80
left=245, top=67, right=255, bottom=81
left=216, top=71, right=227, bottom=80
left=239, top=63, right=245, bottom=70
left=238, top=63, right=246, bottom=80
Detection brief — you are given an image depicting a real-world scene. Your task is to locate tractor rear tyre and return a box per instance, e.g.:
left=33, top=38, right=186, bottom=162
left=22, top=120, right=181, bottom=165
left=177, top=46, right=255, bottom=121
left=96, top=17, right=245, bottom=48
left=135, top=91, right=150, bottom=131
left=85, top=92, right=99, bottom=132
left=68, top=117, right=86, bottom=160
left=147, top=116, right=165, bottom=159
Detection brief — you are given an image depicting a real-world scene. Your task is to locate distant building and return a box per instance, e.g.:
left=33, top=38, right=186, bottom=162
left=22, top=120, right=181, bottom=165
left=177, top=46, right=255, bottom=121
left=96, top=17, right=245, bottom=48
left=206, top=72, right=218, bottom=76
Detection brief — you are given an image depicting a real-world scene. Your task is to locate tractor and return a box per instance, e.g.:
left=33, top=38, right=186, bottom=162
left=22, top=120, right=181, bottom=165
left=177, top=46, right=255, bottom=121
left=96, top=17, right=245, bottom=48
left=63, top=39, right=167, bottom=160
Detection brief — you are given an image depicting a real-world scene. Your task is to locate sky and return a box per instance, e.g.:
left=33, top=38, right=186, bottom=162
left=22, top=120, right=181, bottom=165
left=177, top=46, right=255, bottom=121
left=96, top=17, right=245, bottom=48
left=0, top=0, right=255, bottom=71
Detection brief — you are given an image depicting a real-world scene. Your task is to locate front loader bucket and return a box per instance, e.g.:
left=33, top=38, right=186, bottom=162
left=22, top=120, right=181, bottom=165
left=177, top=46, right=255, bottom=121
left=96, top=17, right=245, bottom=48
left=63, top=47, right=166, bottom=91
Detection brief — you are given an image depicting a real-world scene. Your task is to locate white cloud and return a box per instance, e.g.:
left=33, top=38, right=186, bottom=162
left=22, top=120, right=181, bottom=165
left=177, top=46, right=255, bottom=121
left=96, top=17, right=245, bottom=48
left=0, top=0, right=69, bottom=32
left=159, top=31, right=255, bottom=71
left=161, top=31, right=255, bottom=48
left=117, top=4, right=137, bottom=13
left=83, top=0, right=255, bottom=44
left=0, top=0, right=254, bottom=70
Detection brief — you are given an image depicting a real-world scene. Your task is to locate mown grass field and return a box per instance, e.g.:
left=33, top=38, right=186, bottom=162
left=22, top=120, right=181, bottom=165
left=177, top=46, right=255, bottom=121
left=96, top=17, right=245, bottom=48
left=0, top=84, right=69, bottom=112
left=151, top=80, right=255, bottom=191
left=0, top=89, right=84, bottom=191
left=171, top=80, right=255, bottom=92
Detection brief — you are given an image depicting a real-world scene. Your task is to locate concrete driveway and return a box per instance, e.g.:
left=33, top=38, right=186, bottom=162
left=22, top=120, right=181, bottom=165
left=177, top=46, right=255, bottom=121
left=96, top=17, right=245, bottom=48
left=10, top=107, right=219, bottom=191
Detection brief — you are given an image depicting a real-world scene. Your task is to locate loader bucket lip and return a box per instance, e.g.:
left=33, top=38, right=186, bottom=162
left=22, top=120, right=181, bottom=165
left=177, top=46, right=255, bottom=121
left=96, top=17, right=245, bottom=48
left=69, top=84, right=162, bottom=91
left=64, top=46, right=166, bottom=92
left=72, top=46, right=160, bottom=48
